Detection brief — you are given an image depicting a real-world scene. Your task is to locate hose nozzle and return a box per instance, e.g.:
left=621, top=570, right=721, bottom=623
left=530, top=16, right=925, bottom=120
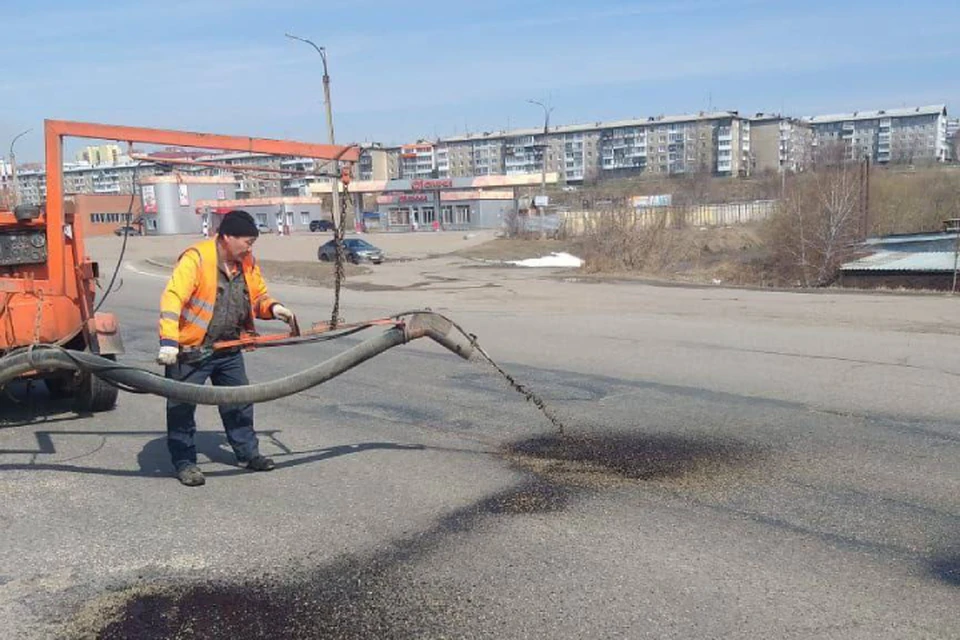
left=402, top=313, right=475, bottom=360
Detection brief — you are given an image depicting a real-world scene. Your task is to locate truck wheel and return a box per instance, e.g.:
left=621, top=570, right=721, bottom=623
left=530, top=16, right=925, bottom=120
left=75, top=354, right=119, bottom=413
left=43, top=375, right=74, bottom=399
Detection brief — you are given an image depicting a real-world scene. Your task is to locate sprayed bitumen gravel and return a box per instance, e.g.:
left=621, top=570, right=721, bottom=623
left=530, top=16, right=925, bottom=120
left=505, top=431, right=766, bottom=489
left=56, top=345, right=775, bottom=638
left=472, top=350, right=568, bottom=435
left=61, top=480, right=573, bottom=640
left=61, top=428, right=768, bottom=639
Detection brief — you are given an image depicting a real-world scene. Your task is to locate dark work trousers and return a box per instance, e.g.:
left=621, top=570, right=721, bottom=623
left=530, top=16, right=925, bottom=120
left=165, top=350, right=260, bottom=471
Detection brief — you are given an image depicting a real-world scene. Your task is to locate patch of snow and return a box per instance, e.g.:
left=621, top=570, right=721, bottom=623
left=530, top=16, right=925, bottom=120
left=507, top=252, right=584, bottom=268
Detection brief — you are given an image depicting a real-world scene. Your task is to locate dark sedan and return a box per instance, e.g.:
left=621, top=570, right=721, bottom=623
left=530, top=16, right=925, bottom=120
left=318, top=238, right=384, bottom=264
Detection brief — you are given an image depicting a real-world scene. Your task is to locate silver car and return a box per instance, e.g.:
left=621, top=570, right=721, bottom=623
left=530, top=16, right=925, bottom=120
left=318, top=238, right=384, bottom=264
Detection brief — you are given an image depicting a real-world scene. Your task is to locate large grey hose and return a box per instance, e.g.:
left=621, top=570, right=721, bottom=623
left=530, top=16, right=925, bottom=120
left=0, top=313, right=475, bottom=405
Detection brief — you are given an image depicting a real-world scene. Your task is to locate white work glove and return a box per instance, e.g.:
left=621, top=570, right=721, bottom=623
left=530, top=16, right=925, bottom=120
left=157, top=345, right=179, bottom=366
left=272, top=304, right=295, bottom=324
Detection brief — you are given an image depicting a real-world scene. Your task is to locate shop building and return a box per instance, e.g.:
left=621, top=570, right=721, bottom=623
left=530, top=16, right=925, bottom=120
left=311, top=173, right=556, bottom=232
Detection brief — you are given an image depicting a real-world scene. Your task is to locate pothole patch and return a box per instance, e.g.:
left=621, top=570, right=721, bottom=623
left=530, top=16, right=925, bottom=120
left=504, top=431, right=766, bottom=489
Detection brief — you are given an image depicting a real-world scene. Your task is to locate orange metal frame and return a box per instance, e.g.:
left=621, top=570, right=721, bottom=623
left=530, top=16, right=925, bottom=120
left=0, top=119, right=359, bottom=351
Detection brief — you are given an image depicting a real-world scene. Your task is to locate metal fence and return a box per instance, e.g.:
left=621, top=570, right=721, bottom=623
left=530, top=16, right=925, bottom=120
left=557, top=200, right=777, bottom=235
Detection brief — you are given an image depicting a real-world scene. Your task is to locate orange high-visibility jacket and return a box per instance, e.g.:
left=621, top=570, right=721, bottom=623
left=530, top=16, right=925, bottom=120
left=159, top=239, right=279, bottom=348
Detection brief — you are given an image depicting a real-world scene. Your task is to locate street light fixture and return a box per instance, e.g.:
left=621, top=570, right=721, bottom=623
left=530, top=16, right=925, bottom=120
left=8, top=128, right=32, bottom=207
left=285, top=33, right=347, bottom=328
left=527, top=99, right=553, bottom=238
left=285, top=33, right=342, bottom=228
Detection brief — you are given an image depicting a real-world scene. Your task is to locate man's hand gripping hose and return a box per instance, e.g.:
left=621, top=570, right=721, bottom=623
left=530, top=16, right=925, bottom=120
left=0, top=312, right=478, bottom=405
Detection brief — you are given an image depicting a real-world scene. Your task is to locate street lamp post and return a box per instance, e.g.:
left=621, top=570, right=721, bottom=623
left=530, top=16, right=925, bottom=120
left=527, top=100, right=552, bottom=238
left=285, top=33, right=342, bottom=232
left=8, top=128, right=32, bottom=207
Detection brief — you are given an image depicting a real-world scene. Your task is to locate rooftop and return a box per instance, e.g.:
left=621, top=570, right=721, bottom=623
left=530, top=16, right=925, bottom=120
left=864, top=231, right=960, bottom=246
left=442, top=111, right=741, bottom=143
left=805, top=105, right=946, bottom=125
left=840, top=251, right=960, bottom=272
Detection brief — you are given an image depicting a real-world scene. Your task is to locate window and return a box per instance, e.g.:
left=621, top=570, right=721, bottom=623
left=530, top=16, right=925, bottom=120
left=90, top=212, right=129, bottom=224
left=300, top=211, right=310, bottom=225
left=454, top=205, right=471, bottom=224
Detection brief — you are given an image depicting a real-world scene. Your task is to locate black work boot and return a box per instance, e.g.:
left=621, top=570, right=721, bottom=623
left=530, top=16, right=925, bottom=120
left=245, top=455, right=275, bottom=472
left=176, top=465, right=205, bottom=487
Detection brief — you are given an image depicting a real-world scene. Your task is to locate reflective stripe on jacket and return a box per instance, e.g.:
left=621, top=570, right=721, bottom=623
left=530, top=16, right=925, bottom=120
left=158, top=239, right=278, bottom=348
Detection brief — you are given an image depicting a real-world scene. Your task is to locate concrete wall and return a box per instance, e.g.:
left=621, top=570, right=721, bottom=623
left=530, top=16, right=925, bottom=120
left=558, top=200, right=777, bottom=234
left=475, top=199, right=515, bottom=229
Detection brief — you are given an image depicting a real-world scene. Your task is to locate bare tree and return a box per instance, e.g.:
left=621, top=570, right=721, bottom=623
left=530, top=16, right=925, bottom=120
left=764, top=142, right=864, bottom=286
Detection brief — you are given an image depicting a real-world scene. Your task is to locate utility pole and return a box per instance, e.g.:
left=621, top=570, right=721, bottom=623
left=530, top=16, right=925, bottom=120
left=527, top=99, right=552, bottom=238
left=8, top=128, right=32, bottom=207
left=285, top=34, right=341, bottom=232
left=286, top=33, right=347, bottom=328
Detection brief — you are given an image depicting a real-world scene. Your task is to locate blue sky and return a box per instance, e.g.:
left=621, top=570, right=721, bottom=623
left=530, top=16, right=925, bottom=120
left=2, top=0, right=958, bottom=162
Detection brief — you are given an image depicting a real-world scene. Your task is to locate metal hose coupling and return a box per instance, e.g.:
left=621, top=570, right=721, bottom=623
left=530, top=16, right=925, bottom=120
left=401, top=313, right=475, bottom=360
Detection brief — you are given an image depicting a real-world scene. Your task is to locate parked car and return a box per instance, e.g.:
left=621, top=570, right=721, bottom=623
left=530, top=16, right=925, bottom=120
left=256, top=223, right=271, bottom=233
left=310, top=219, right=334, bottom=232
left=114, top=225, right=139, bottom=236
left=318, top=238, right=384, bottom=264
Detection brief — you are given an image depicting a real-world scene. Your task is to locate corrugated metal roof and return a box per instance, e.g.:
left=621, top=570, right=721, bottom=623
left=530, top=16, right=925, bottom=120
left=865, top=232, right=960, bottom=246
left=840, top=251, right=960, bottom=272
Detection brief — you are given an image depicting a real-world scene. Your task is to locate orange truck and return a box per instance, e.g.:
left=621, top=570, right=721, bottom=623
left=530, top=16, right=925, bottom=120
left=0, top=120, right=358, bottom=412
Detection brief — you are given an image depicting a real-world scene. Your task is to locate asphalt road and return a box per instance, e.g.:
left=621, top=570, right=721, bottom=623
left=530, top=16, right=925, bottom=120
left=1, top=254, right=959, bottom=638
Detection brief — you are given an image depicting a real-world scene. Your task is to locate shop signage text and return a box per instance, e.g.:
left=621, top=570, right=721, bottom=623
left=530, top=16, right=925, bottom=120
left=399, top=194, right=431, bottom=203
left=410, top=179, right=453, bottom=191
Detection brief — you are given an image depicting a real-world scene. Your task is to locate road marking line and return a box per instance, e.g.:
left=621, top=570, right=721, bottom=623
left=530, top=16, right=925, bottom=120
left=124, top=262, right=166, bottom=279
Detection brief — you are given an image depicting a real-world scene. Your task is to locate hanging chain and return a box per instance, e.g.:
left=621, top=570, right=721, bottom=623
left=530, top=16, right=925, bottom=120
left=329, top=169, right=350, bottom=329
left=32, top=290, right=44, bottom=345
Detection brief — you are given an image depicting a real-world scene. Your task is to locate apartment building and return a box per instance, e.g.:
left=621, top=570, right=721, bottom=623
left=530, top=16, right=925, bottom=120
left=429, top=111, right=752, bottom=183
left=76, top=144, right=122, bottom=165
left=398, top=143, right=439, bottom=179
left=805, top=105, right=948, bottom=164
left=194, top=152, right=283, bottom=199
left=946, top=118, right=960, bottom=161
left=277, top=157, right=328, bottom=197
left=14, top=168, right=46, bottom=205
left=358, top=145, right=399, bottom=181
left=556, top=129, right=599, bottom=181
left=748, top=114, right=814, bottom=173
left=443, top=136, right=507, bottom=177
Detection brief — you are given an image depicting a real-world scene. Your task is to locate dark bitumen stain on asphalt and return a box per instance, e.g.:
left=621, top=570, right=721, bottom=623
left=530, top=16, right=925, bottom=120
left=61, top=480, right=573, bottom=640
left=930, top=556, right=960, bottom=587
left=61, top=432, right=761, bottom=639
left=504, top=431, right=765, bottom=489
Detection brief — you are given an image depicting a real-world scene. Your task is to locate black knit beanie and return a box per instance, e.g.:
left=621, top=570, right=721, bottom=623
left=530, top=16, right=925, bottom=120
left=218, top=210, right=259, bottom=238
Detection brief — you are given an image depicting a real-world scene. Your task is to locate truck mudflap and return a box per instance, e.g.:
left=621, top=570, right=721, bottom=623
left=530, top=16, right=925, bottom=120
left=86, top=312, right=124, bottom=355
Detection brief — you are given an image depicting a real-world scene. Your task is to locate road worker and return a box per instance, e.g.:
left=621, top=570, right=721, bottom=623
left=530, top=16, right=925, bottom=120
left=157, top=210, right=296, bottom=486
